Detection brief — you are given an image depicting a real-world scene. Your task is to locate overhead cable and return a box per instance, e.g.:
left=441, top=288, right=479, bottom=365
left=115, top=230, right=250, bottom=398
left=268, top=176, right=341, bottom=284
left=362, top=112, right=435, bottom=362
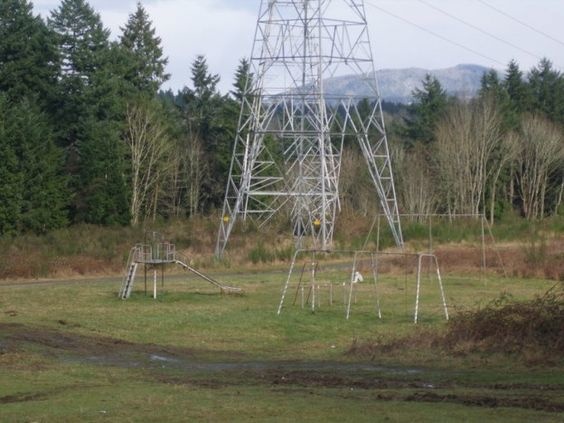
left=364, top=1, right=505, bottom=67
left=417, top=0, right=541, bottom=60
left=476, top=0, right=564, bottom=48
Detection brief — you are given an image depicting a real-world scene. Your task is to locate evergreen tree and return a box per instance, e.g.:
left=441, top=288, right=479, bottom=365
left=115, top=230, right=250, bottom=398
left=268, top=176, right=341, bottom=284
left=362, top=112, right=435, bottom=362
left=479, top=69, right=503, bottom=97
left=77, top=116, right=130, bottom=225
left=0, top=0, right=59, bottom=105
left=503, top=60, right=529, bottom=117
left=528, top=58, right=564, bottom=123
left=184, top=55, right=221, bottom=151
left=0, top=95, right=23, bottom=235
left=50, top=0, right=131, bottom=225
left=12, top=99, right=69, bottom=232
left=185, top=55, right=221, bottom=136
left=120, top=2, right=169, bottom=95
left=479, top=69, right=514, bottom=131
left=75, top=43, right=131, bottom=225
left=49, top=0, right=110, bottom=79
left=49, top=0, right=112, bottom=150
left=0, top=95, right=68, bottom=234
left=231, top=58, right=252, bottom=103
left=407, top=74, right=448, bottom=144
left=182, top=56, right=233, bottom=209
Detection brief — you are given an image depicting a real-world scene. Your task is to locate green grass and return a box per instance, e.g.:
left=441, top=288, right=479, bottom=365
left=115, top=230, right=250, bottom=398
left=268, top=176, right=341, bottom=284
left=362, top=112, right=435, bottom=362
left=2, top=367, right=562, bottom=422
left=0, top=268, right=562, bottom=421
left=3, top=271, right=551, bottom=359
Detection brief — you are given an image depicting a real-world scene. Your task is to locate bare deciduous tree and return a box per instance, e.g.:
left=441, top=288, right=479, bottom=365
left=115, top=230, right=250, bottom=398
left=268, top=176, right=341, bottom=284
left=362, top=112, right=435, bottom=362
left=125, top=100, right=172, bottom=225
left=488, top=131, right=519, bottom=223
left=435, top=98, right=504, bottom=217
left=183, top=132, right=206, bottom=216
left=393, top=142, right=437, bottom=216
left=161, top=132, right=206, bottom=218
left=515, top=115, right=564, bottom=220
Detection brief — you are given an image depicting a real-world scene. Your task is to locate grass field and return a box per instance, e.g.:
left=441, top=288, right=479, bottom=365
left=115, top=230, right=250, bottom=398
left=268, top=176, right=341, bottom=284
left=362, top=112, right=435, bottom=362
left=0, top=264, right=563, bottom=422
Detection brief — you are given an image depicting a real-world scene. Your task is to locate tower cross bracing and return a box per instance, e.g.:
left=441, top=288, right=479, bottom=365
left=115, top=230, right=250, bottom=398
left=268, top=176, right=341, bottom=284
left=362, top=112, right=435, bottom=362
left=216, top=0, right=403, bottom=256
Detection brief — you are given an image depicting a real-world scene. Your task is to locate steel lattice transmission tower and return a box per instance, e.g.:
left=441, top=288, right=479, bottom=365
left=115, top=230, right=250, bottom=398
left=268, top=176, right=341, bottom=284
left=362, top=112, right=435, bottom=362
left=216, top=0, right=403, bottom=256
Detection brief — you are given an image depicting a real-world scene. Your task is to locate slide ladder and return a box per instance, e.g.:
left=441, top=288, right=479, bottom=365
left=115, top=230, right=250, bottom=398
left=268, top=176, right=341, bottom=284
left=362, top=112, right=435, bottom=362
left=119, top=247, right=139, bottom=299
left=175, top=259, right=242, bottom=295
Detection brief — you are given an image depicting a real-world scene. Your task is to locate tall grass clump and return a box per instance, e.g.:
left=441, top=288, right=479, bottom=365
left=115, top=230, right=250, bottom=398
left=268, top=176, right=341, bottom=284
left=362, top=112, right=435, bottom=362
left=248, top=241, right=275, bottom=264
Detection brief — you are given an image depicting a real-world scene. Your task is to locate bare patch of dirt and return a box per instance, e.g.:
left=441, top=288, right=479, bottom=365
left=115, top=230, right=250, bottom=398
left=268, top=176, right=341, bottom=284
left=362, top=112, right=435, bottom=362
left=3, top=323, right=564, bottom=413
left=264, top=370, right=430, bottom=390
left=0, top=392, right=48, bottom=404
left=155, top=368, right=564, bottom=413
left=269, top=372, right=564, bottom=412
left=404, top=391, right=564, bottom=413
left=0, top=323, right=199, bottom=362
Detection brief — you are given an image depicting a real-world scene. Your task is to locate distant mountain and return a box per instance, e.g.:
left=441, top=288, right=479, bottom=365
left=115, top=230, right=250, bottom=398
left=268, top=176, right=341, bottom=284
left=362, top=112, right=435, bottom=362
left=325, top=64, right=496, bottom=104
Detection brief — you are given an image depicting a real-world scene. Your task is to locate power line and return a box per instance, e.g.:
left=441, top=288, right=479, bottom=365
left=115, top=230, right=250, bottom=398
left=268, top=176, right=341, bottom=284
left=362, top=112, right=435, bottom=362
left=364, top=1, right=506, bottom=67
left=417, top=0, right=542, bottom=61
left=476, top=0, right=564, bottom=48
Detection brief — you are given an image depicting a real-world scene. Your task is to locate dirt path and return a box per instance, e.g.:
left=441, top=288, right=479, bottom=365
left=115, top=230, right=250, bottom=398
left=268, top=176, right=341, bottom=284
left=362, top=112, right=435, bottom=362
left=2, top=323, right=563, bottom=413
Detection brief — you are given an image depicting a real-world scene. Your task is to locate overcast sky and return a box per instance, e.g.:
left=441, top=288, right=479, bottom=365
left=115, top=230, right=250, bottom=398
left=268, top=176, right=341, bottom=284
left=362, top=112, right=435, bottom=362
left=33, top=0, right=564, bottom=93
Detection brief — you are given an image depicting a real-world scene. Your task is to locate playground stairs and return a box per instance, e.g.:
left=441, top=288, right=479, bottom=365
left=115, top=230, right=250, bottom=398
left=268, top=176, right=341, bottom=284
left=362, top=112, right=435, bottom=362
left=119, top=247, right=139, bottom=299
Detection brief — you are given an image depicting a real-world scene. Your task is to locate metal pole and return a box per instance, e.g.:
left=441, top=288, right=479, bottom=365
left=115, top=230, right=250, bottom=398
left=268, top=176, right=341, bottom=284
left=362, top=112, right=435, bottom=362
left=311, top=259, right=316, bottom=312
left=346, top=253, right=358, bottom=320
left=144, top=264, right=147, bottom=296
left=428, top=215, right=433, bottom=253
left=278, top=250, right=301, bottom=315
left=372, top=254, right=382, bottom=319
left=376, top=215, right=381, bottom=253
left=481, top=214, right=487, bottom=284
left=414, top=254, right=422, bottom=324
left=153, top=269, right=157, bottom=300
left=434, top=255, right=449, bottom=321
left=485, top=218, right=508, bottom=277
left=311, top=284, right=316, bottom=312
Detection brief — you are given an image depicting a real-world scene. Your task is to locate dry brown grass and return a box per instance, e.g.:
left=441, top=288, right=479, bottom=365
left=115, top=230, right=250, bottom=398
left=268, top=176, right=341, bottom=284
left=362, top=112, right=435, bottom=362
left=433, top=239, right=564, bottom=281
left=0, top=214, right=562, bottom=281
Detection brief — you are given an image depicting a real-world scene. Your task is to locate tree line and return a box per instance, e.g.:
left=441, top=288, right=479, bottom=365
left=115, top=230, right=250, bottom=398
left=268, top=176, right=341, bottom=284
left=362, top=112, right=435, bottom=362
left=0, top=0, right=562, bottom=238
left=387, top=60, right=564, bottom=223
left=0, top=0, right=248, bottom=235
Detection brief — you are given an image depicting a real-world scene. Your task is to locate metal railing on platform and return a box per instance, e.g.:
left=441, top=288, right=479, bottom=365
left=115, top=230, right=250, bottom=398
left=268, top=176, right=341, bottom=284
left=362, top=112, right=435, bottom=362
left=133, top=243, right=176, bottom=263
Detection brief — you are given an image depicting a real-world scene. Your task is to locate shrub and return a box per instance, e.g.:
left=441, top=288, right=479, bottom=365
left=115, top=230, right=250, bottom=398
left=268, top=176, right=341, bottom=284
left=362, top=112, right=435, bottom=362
left=444, top=285, right=564, bottom=356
